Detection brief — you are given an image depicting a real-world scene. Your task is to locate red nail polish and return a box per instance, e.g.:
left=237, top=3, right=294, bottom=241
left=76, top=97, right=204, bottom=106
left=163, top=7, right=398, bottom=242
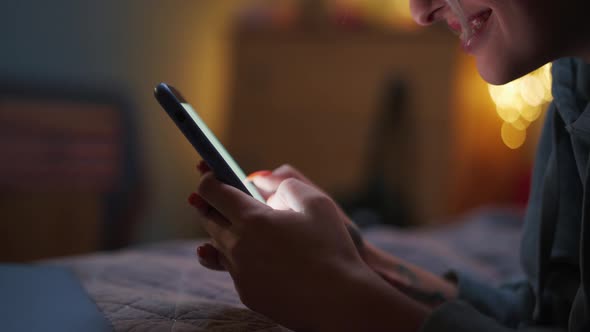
left=246, top=170, right=272, bottom=181
left=197, top=245, right=207, bottom=258
left=197, top=244, right=216, bottom=258
left=197, top=161, right=211, bottom=174
left=188, top=193, right=210, bottom=215
left=188, top=192, right=199, bottom=206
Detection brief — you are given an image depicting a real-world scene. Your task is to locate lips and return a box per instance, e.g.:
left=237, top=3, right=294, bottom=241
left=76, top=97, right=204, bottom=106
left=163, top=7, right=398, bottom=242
left=447, top=9, right=493, bottom=41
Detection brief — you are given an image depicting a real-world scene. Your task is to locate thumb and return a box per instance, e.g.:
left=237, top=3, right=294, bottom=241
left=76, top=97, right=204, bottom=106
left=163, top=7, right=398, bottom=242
left=249, top=174, right=286, bottom=199
left=248, top=164, right=315, bottom=196
left=274, top=178, right=332, bottom=215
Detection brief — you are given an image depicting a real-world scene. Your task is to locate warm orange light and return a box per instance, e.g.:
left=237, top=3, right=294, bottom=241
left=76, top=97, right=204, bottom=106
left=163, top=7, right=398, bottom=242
left=488, top=63, right=552, bottom=149
left=501, top=122, right=527, bottom=150
left=375, top=0, right=417, bottom=29
left=328, top=0, right=417, bottom=30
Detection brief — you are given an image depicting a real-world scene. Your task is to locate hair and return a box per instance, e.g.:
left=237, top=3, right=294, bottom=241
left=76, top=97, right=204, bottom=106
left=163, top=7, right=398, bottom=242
left=446, top=0, right=472, bottom=39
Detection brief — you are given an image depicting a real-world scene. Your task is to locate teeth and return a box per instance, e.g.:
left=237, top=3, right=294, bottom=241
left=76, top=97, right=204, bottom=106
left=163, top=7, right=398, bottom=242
left=470, top=17, right=484, bottom=31
left=461, top=15, right=486, bottom=41
left=446, top=0, right=492, bottom=42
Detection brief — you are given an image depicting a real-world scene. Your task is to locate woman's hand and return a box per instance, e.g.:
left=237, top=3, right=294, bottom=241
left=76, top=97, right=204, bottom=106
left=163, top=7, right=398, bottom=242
left=248, top=165, right=366, bottom=252
left=194, top=163, right=456, bottom=309
left=189, top=163, right=429, bottom=331
left=247, top=165, right=457, bottom=307
left=194, top=164, right=364, bottom=269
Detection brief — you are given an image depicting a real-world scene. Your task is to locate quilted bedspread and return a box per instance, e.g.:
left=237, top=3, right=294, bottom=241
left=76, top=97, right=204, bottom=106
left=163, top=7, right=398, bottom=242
left=47, top=208, right=524, bottom=331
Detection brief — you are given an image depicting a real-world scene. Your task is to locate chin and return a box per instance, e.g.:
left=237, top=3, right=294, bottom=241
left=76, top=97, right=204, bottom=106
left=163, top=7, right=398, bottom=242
left=474, top=43, right=555, bottom=86
left=475, top=55, right=539, bottom=86
left=476, top=62, right=515, bottom=85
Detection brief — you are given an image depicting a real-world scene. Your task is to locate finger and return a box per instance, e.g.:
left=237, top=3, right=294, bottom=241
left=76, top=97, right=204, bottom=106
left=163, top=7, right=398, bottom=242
left=345, top=223, right=365, bottom=254
left=248, top=164, right=314, bottom=194
left=196, top=243, right=227, bottom=271
left=197, top=160, right=211, bottom=174
left=249, top=174, right=286, bottom=194
left=246, top=170, right=273, bottom=182
left=200, top=242, right=233, bottom=273
left=274, top=178, right=331, bottom=214
left=200, top=207, right=237, bottom=250
left=217, top=251, right=232, bottom=273
left=273, top=164, right=314, bottom=184
left=189, top=192, right=235, bottom=253
left=247, top=179, right=275, bottom=201
left=188, top=192, right=211, bottom=215
left=267, top=192, right=291, bottom=211
left=189, top=192, right=232, bottom=226
left=198, top=172, right=270, bottom=223
left=209, top=239, right=234, bottom=272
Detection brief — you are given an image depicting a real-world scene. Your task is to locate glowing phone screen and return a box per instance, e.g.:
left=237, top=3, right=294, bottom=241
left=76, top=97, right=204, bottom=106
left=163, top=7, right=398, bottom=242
left=181, top=103, right=265, bottom=203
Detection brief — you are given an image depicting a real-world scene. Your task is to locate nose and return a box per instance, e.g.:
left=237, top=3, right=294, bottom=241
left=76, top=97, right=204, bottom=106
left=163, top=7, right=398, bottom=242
left=410, top=0, right=447, bottom=26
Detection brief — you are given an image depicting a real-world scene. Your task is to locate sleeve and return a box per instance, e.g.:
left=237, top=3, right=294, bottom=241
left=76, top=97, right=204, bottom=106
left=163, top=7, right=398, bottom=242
left=445, top=271, right=535, bottom=327
left=420, top=301, right=565, bottom=332
left=419, top=98, right=575, bottom=332
left=419, top=271, right=564, bottom=332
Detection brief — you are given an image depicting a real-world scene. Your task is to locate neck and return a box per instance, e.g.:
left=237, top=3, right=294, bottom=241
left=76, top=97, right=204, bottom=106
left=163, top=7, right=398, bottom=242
left=576, top=5, right=590, bottom=62
left=568, top=35, right=590, bottom=65
left=580, top=45, right=590, bottom=65
left=556, top=0, right=590, bottom=63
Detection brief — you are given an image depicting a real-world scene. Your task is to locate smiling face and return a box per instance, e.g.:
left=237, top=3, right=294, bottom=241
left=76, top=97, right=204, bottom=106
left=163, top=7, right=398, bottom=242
left=410, top=0, right=590, bottom=85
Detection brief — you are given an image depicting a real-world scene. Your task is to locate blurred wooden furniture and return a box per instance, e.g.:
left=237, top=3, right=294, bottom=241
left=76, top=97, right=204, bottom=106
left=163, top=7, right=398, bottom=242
left=226, top=26, right=457, bottom=225
left=0, top=83, right=142, bottom=262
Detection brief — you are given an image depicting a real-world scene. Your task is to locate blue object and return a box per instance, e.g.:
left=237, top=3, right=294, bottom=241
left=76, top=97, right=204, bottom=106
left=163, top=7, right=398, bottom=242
left=0, top=264, right=113, bottom=332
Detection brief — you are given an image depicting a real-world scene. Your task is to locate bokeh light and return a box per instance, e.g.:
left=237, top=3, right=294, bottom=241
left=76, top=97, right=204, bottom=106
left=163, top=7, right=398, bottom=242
left=501, top=122, right=527, bottom=150
left=327, top=0, right=417, bottom=29
left=488, top=63, right=553, bottom=149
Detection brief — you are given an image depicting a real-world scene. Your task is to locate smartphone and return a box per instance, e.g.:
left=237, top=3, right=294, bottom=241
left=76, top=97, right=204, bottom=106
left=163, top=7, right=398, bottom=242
left=154, top=83, right=265, bottom=203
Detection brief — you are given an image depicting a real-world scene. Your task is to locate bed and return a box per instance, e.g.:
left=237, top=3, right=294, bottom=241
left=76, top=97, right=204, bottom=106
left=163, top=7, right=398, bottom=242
left=46, top=208, right=524, bottom=331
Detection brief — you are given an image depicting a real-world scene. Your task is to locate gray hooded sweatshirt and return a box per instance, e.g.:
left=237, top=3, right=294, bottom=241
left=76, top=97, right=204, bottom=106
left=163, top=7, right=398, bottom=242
left=421, top=58, right=590, bottom=332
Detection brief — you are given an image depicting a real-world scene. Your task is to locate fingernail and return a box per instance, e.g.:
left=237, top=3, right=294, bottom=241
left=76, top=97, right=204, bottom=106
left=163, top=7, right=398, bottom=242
left=188, top=192, right=199, bottom=205
left=196, top=245, right=205, bottom=258
left=197, top=161, right=211, bottom=174
left=188, top=193, right=209, bottom=215
left=197, top=244, right=216, bottom=258
left=246, top=170, right=272, bottom=181
left=197, top=245, right=209, bottom=258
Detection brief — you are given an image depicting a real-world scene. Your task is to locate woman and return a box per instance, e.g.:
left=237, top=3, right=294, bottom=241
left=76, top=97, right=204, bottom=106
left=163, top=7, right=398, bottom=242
left=188, top=0, right=590, bottom=330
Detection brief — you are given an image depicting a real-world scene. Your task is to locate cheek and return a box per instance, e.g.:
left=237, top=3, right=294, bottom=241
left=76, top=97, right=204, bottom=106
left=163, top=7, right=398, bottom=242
left=471, top=16, right=515, bottom=84
left=475, top=38, right=542, bottom=85
left=473, top=9, right=546, bottom=84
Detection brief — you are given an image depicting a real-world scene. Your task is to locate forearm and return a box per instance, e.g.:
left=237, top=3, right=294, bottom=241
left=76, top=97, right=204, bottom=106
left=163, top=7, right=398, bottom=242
left=362, top=243, right=458, bottom=308
left=316, top=266, right=431, bottom=332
